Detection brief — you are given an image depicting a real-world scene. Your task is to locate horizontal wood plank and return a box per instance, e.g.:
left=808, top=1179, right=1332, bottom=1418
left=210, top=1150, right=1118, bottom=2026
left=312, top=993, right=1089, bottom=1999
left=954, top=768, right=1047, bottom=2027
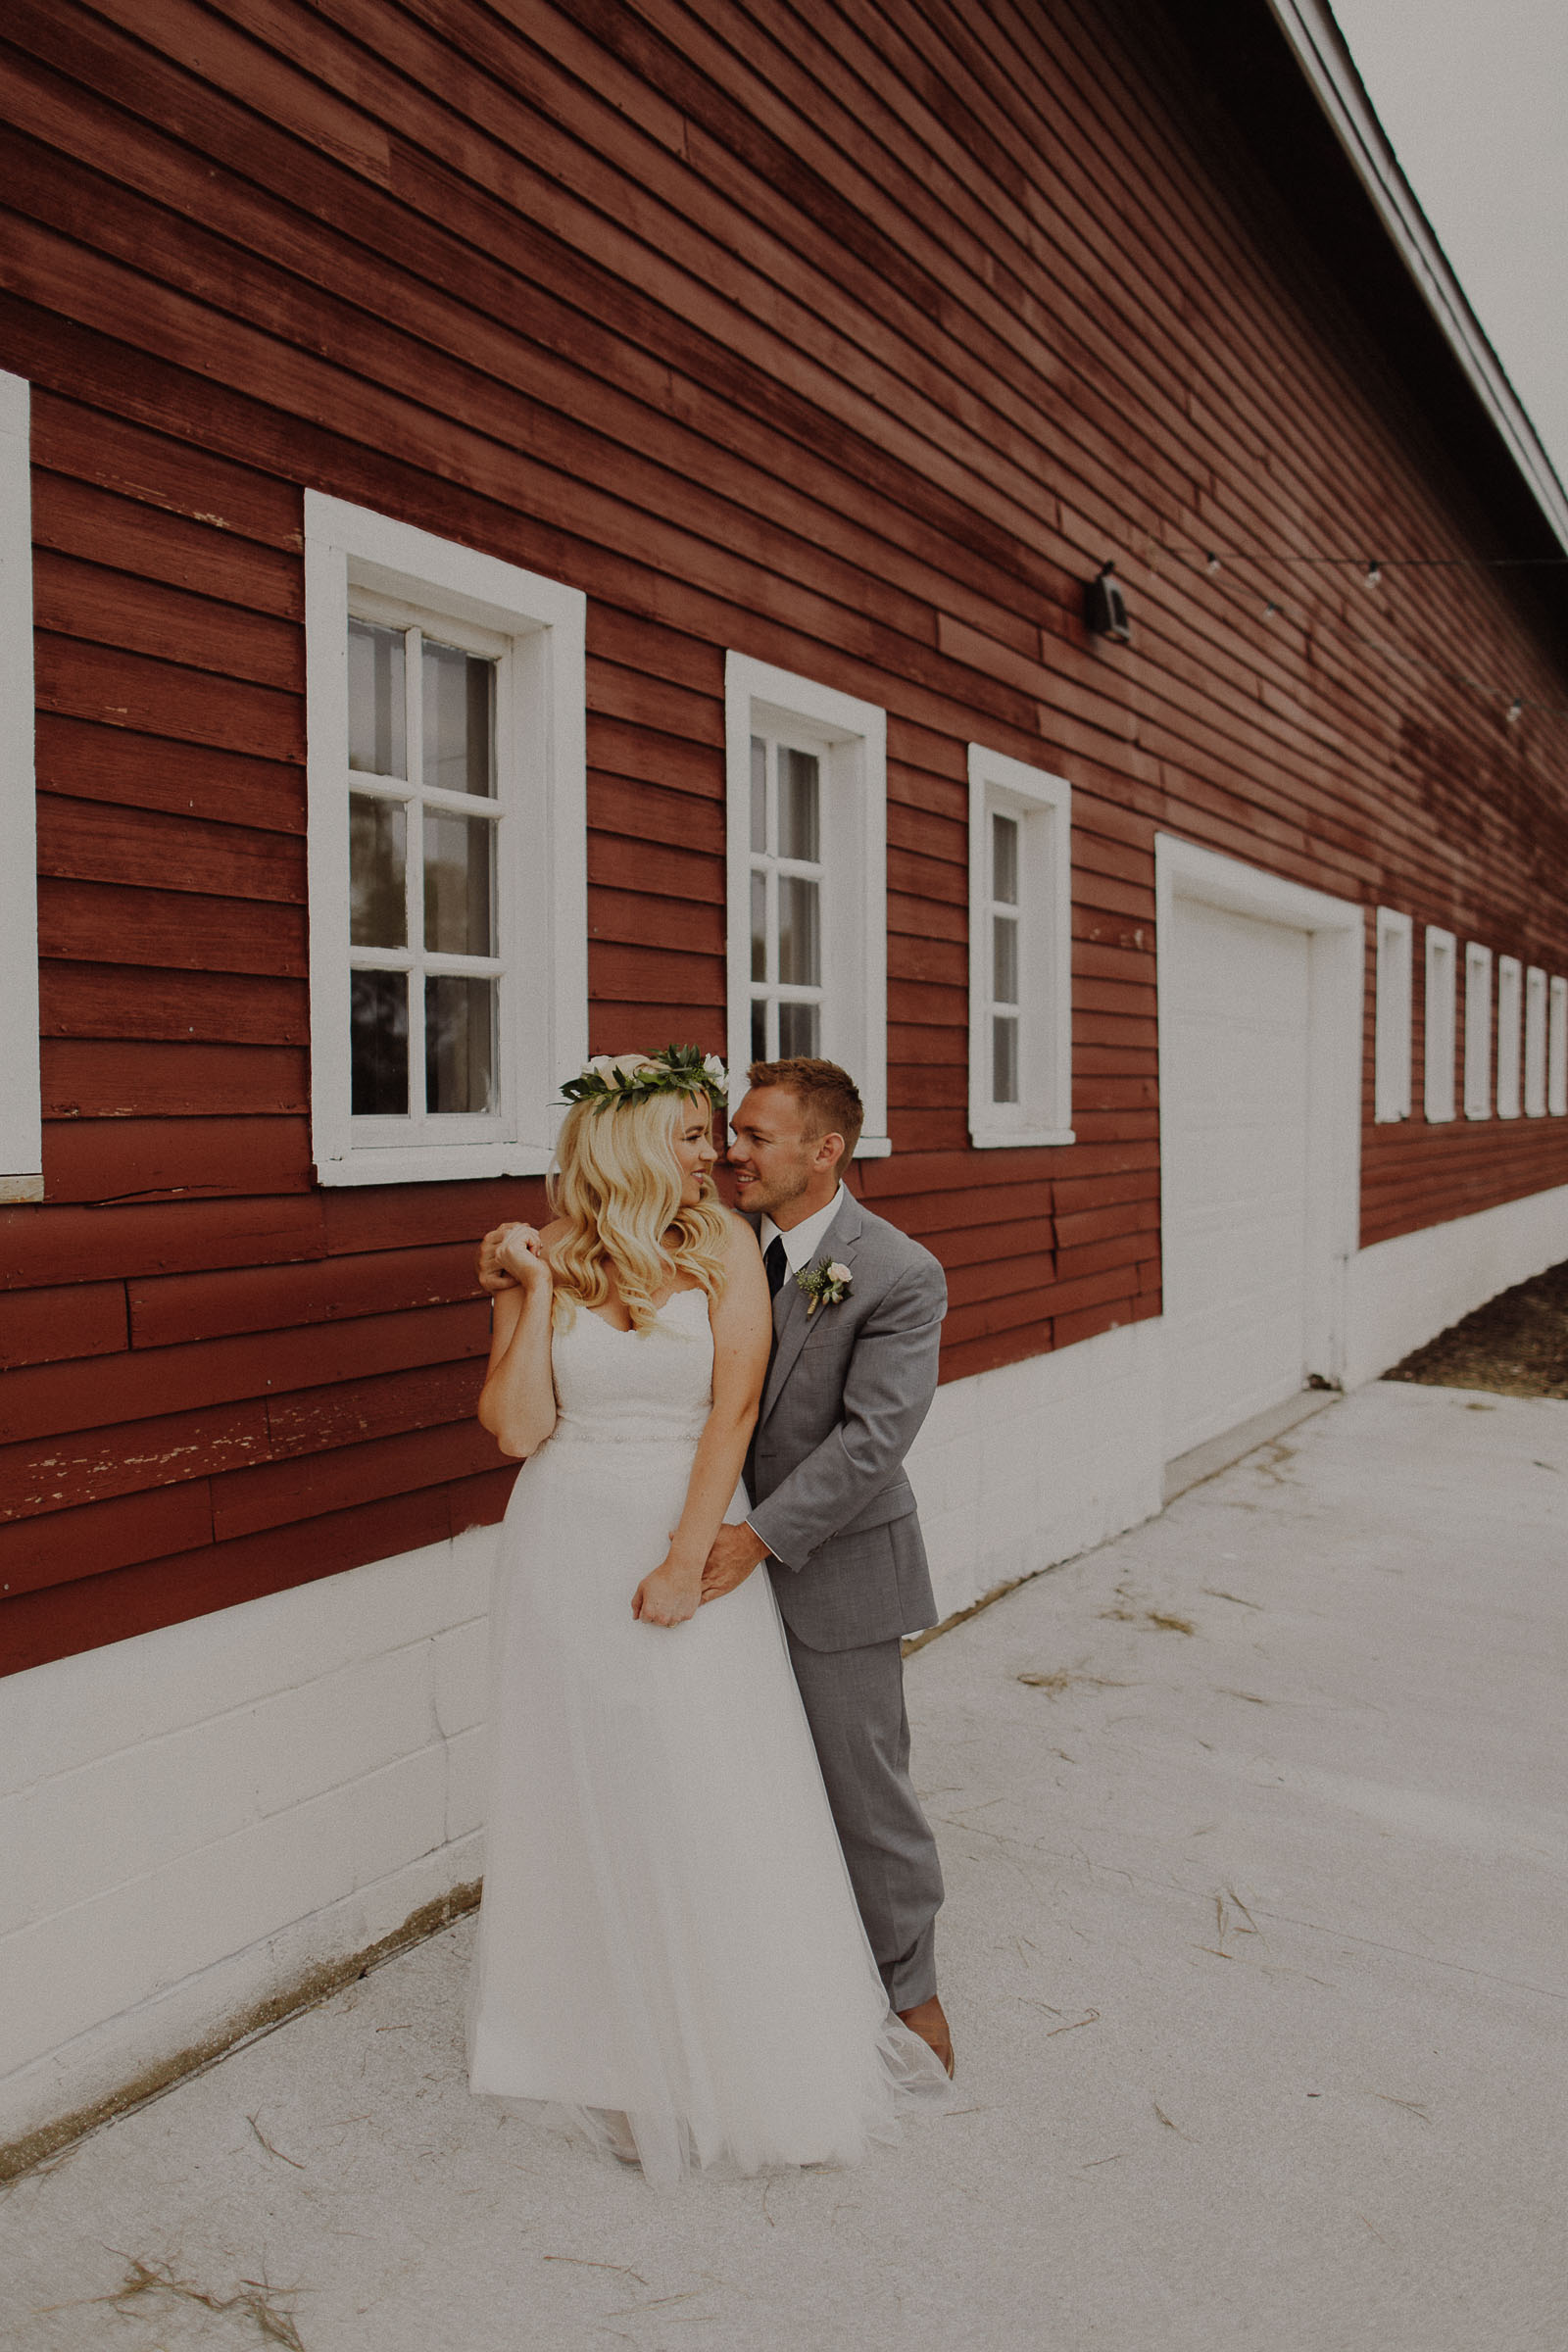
left=0, top=1480, right=214, bottom=1601
left=0, top=1400, right=270, bottom=1519
left=41, top=1116, right=313, bottom=1204
left=33, top=630, right=302, bottom=759
left=42, top=1040, right=308, bottom=1119
left=36, top=711, right=304, bottom=833
left=38, top=878, right=308, bottom=975
left=127, top=1243, right=486, bottom=1348
left=0, top=1301, right=488, bottom=1446
left=39, top=963, right=309, bottom=1047
left=37, top=793, right=305, bottom=904
left=0, top=1194, right=327, bottom=1291
left=0, top=1281, right=127, bottom=1371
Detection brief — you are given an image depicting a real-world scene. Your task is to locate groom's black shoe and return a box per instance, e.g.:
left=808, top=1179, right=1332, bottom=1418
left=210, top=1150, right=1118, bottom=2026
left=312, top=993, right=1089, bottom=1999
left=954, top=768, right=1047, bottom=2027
left=898, top=1994, right=955, bottom=2079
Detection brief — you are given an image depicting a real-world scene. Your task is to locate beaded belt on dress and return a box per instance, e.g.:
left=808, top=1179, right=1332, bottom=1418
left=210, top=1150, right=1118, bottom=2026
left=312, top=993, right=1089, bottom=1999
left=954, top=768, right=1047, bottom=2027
left=548, top=1415, right=704, bottom=1448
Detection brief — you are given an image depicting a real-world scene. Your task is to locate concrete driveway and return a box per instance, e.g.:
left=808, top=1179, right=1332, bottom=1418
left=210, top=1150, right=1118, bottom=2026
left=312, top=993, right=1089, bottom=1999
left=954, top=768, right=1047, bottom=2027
left=4, top=1379, right=1565, bottom=2352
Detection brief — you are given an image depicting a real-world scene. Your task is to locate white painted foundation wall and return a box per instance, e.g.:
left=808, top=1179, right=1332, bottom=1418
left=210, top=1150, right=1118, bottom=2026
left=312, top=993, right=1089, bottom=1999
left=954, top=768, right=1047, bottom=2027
left=1344, top=1178, right=1568, bottom=1391
left=4, top=1174, right=1564, bottom=2156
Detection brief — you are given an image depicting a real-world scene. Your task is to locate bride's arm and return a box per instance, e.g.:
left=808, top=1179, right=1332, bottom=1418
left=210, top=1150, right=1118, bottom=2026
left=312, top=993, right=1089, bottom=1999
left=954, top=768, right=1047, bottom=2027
left=476, top=1223, right=559, bottom=1457
left=631, top=1215, right=770, bottom=1628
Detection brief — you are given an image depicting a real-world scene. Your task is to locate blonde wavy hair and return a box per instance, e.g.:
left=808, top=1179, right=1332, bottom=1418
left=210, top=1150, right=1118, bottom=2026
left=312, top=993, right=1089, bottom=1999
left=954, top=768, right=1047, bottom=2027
left=546, top=1088, right=730, bottom=1332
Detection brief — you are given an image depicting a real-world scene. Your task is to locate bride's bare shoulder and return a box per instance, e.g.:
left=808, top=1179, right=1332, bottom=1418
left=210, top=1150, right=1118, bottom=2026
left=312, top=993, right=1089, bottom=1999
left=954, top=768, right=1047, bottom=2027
left=538, top=1216, right=570, bottom=1248
left=715, top=1206, right=762, bottom=1260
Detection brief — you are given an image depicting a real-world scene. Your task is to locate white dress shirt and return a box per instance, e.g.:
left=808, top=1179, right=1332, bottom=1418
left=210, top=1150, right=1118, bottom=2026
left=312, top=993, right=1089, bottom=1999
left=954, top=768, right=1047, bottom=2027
left=760, top=1184, right=846, bottom=1278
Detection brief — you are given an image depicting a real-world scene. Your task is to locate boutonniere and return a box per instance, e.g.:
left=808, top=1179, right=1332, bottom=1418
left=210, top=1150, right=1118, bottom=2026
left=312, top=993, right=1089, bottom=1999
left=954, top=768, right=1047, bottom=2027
left=797, top=1256, right=853, bottom=1314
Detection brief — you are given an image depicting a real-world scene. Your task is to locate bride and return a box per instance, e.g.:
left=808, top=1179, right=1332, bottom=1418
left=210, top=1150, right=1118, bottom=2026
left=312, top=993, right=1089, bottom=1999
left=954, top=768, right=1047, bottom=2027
left=466, top=1046, right=949, bottom=2185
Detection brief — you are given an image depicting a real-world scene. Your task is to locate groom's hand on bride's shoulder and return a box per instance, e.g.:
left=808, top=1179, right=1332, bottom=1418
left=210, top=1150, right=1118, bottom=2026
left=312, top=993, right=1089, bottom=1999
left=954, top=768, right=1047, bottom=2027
left=700, top=1523, right=770, bottom=1603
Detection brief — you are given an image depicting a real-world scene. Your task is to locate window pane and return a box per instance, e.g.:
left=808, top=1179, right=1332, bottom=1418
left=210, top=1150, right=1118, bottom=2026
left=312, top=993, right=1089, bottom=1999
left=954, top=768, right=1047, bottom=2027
left=426, top=975, right=497, bottom=1114
left=751, top=998, right=767, bottom=1062
left=351, top=970, right=409, bottom=1114
left=751, top=868, right=767, bottom=983
left=423, top=812, right=494, bottom=956
left=992, top=811, right=1018, bottom=905
left=751, top=735, right=766, bottom=854
left=422, top=639, right=495, bottom=797
left=778, top=876, right=820, bottom=986
left=779, top=1000, right=820, bottom=1056
left=349, top=795, right=407, bottom=947
left=993, top=1013, right=1019, bottom=1104
left=993, top=909, right=1018, bottom=1005
left=778, top=749, right=820, bottom=861
left=348, top=621, right=407, bottom=778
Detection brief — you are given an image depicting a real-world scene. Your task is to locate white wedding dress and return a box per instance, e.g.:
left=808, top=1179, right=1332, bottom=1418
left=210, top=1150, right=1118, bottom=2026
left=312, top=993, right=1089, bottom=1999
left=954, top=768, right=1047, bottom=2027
left=467, top=1283, right=949, bottom=2187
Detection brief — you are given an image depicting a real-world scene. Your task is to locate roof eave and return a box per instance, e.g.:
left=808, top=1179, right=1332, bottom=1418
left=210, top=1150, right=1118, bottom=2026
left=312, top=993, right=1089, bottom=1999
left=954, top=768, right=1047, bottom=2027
left=1266, top=0, right=1568, bottom=554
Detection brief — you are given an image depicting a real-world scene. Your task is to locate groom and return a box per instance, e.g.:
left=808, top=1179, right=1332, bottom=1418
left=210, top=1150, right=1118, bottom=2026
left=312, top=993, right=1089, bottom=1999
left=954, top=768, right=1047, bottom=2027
left=702, top=1057, right=952, bottom=2077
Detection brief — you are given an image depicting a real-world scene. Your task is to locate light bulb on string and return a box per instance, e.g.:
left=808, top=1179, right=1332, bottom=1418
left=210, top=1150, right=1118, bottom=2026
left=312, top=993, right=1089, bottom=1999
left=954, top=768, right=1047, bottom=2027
left=1111, top=529, right=1568, bottom=729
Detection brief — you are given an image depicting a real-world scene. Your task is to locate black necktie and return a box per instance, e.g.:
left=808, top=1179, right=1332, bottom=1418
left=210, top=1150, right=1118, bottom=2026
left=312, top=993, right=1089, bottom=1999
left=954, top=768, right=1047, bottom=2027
left=764, top=1235, right=787, bottom=1298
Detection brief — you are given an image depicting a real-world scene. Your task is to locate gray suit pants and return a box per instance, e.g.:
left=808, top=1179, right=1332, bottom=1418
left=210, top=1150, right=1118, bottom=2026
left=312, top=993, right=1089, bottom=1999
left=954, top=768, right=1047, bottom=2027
left=784, top=1626, right=944, bottom=2012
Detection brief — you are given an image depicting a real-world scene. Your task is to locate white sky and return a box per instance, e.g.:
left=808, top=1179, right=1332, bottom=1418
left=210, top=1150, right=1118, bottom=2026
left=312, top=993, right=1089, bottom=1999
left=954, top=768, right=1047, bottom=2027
left=1329, top=0, right=1568, bottom=491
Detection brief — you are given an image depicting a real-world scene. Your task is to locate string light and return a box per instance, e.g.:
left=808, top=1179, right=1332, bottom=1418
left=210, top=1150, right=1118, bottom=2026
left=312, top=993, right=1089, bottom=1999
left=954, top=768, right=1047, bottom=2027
left=1140, top=537, right=1568, bottom=727
left=1161, top=540, right=1568, bottom=575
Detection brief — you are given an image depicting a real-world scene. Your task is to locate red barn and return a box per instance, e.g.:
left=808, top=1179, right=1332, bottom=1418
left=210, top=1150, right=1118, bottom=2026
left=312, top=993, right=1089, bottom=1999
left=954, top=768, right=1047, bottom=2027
left=3, top=0, right=1566, bottom=2164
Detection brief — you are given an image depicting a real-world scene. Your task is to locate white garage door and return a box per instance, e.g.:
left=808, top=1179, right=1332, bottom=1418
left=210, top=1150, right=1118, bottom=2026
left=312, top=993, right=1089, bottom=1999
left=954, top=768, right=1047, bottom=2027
left=1162, top=896, right=1312, bottom=1460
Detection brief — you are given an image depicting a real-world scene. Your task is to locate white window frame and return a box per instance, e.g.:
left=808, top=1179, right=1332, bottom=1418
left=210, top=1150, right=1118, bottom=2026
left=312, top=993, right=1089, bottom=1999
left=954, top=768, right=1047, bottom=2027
left=1373, top=907, right=1413, bottom=1123
left=1424, top=927, right=1456, bottom=1123
left=1495, top=954, right=1522, bottom=1120
left=1462, top=942, right=1492, bottom=1120
left=1524, top=967, right=1548, bottom=1118
left=724, top=653, right=889, bottom=1155
left=305, top=494, right=586, bottom=1186
left=966, top=746, right=1073, bottom=1148
left=0, top=370, right=40, bottom=1204
left=1549, top=977, right=1568, bottom=1118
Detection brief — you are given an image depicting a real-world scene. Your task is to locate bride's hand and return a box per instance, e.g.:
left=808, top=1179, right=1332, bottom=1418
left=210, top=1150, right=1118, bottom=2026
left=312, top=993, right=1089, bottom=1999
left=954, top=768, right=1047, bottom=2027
left=631, top=1554, right=702, bottom=1628
left=494, top=1223, right=551, bottom=1293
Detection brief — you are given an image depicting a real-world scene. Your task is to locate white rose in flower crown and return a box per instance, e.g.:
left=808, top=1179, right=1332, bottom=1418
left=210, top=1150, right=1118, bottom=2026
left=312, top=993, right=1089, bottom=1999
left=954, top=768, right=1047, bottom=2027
left=702, top=1053, right=727, bottom=1091
left=610, top=1053, right=657, bottom=1082
left=827, top=1262, right=853, bottom=1286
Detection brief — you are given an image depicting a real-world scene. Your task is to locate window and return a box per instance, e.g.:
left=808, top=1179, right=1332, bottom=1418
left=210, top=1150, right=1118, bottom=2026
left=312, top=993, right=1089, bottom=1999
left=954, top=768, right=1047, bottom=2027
left=725, top=654, right=889, bottom=1154
left=1495, top=955, right=1522, bottom=1119
left=1424, top=927, right=1456, bottom=1122
left=1550, top=977, right=1568, bottom=1118
left=747, top=735, right=825, bottom=1062
left=1463, top=942, right=1492, bottom=1119
left=0, top=369, right=39, bottom=1204
left=1524, top=967, right=1548, bottom=1117
left=305, top=494, right=586, bottom=1185
left=1373, top=907, right=1413, bottom=1123
left=966, top=747, right=1073, bottom=1147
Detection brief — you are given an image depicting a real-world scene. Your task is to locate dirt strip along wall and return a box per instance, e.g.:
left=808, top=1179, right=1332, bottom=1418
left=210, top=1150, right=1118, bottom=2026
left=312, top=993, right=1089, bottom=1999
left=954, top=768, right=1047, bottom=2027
left=2, top=0, right=1566, bottom=1677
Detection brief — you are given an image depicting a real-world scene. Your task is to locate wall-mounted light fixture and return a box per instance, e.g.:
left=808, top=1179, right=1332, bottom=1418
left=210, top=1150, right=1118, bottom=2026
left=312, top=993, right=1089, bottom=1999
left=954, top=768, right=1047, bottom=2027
left=1085, top=561, right=1131, bottom=644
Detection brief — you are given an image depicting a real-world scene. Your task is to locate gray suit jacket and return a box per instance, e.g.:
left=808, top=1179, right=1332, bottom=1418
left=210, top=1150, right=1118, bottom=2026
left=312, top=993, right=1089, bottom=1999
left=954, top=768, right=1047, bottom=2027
left=747, top=1192, right=946, bottom=1652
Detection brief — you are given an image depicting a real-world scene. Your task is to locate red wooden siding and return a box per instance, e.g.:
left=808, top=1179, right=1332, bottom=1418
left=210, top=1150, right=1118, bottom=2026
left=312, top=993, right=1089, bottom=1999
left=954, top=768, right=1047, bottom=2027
left=1, top=0, right=1566, bottom=1676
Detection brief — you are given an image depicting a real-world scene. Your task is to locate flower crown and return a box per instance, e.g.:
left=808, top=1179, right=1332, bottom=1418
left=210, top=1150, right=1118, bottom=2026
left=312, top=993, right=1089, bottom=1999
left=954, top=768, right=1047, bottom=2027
left=560, top=1044, right=728, bottom=1114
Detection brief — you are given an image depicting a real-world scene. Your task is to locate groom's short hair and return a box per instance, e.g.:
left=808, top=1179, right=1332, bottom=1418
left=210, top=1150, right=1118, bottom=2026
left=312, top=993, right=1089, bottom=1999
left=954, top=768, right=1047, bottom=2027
left=746, top=1057, right=864, bottom=1164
